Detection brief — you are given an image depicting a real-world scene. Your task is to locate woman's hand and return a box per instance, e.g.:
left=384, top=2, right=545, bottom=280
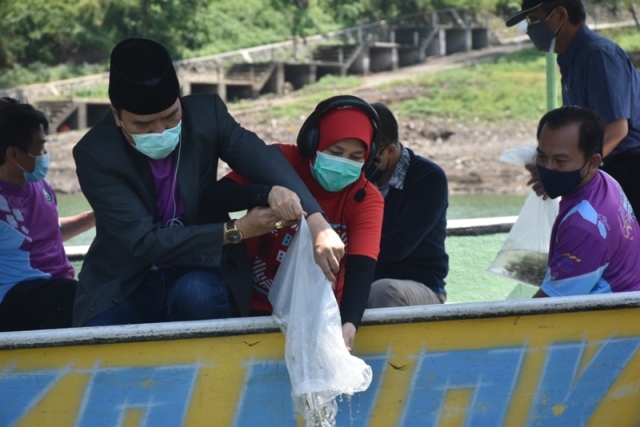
left=306, top=212, right=345, bottom=282
left=342, top=322, right=357, bottom=353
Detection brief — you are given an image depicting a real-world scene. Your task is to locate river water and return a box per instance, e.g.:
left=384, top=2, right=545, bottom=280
left=58, top=193, right=528, bottom=247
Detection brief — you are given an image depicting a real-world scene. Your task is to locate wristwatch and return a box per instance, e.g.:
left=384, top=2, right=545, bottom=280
left=225, top=220, right=243, bottom=244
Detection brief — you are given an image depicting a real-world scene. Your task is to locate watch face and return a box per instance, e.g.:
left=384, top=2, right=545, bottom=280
left=226, top=228, right=243, bottom=244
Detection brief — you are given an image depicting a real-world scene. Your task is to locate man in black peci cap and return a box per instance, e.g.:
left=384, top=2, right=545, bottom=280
left=505, top=0, right=640, bottom=219
left=73, top=38, right=345, bottom=327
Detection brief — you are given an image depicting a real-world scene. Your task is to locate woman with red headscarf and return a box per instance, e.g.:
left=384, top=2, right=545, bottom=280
left=223, top=96, right=384, bottom=351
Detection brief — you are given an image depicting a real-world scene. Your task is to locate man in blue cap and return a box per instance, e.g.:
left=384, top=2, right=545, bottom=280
left=73, top=38, right=344, bottom=327
left=506, top=0, right=640, bottom=219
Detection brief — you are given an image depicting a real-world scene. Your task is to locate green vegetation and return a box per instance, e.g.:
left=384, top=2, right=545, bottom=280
left=0, top=0, right=520, bottom=89
left=0, top=63, right=108, bottom=90
left=279, top=25, right=639, bottom=124
left=391, top=27, right=640, bottom=121
left=246, top=48, right=562, bottom=123
left=2, top=0, right=639, bottom=130
left=600, top=27, right=640, bottom=51
left=393, top=49, right=559, bottom=121
left=41, top=27, right=640, bottom=124
left=73, top=84, right=109, bottom=100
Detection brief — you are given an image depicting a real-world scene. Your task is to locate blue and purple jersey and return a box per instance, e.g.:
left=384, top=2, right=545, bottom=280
left=0, top=180, right=74, bottom=302
left=542, top=171, right=640, bottom=296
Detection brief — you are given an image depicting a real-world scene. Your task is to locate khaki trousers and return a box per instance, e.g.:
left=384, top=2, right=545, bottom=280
left=367, top=278, right=446, bottom=308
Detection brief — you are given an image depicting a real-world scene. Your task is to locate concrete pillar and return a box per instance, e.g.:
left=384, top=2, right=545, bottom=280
left=260, top=63, right=284, bottom=96
left=217, top=65, right=227, bottom=102
left=77, top=102, right=88, bottom=130
left=362, top=46, right=370, bottom=75
left=391, top=31, right=398, bottom=71
left=309, top=64, right=317, bottom=85
left=275, top=63, right=284, bottom=95
left=425, top=28, right=445, bottom=58
left=348, top=45, right=368, bottom=75
left=438, top=29, right=446, bottom=56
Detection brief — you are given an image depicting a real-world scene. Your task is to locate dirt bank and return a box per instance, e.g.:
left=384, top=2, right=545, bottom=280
left=46, top=110, right=536, bottom=196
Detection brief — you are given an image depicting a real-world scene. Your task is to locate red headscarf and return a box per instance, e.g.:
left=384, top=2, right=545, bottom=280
left=317, top=107, right=373, bottom=158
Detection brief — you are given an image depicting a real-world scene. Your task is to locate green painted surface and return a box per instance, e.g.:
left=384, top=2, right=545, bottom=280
left=71, top=234, right=538, bottom=304
left=445, top=233, right=537, bottom=303
left=449, top=194, right=525, bottom=220
left=57, top=194, right=93, bottom=248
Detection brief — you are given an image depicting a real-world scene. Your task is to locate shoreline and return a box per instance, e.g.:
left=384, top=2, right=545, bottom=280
left=46, top=116, right=536, bottom=196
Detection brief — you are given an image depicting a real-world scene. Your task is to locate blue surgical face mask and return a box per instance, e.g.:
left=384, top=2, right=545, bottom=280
left=123, top=120, right=182, bottom=159
left=311, top=151, right=363, bottom=192
left=536, top=157, right=590, bottom=199
left=17, top=152, right=50, bottom=182
left=527, top=9, right=564, bottom=53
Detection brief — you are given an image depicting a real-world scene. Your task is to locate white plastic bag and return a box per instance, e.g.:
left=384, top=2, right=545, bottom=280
left=486, top=146, right=559, bottom=286
left=269, top=218, right=372, bottom=427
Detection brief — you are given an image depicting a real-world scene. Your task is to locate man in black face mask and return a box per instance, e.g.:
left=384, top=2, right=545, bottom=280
left=365, top=103, right=449, bottom=308
left=532, top=106, right=640, bottom=298
left=505, top=0, right=640, bottom=220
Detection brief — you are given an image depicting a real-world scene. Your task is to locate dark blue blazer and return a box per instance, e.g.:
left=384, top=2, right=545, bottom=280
left=374, top=148, right=449, bottom=293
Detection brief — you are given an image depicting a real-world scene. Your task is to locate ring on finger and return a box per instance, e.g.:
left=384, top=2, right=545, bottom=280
left=274, top=220, right=284, bottom=231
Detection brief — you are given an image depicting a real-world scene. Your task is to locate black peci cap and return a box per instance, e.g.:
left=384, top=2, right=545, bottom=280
left=108, top=38, right=180, bottom=115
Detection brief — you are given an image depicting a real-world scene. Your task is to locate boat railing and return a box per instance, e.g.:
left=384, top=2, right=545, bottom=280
left=2, top=291, right=639, bottom=350
left=64, top=216, right=519, bottom=262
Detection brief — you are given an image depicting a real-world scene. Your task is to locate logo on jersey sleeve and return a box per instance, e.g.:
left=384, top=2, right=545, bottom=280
left=41, top=186, right=53, bottom=203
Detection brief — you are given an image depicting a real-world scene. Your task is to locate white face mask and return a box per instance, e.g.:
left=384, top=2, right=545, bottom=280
left=122, top=120, right=182, bottom=159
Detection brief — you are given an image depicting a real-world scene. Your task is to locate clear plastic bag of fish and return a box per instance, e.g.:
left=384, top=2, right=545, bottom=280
left=269, top=217, right=372, bottom=426
left=486, top=146, right=559, bottom=286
